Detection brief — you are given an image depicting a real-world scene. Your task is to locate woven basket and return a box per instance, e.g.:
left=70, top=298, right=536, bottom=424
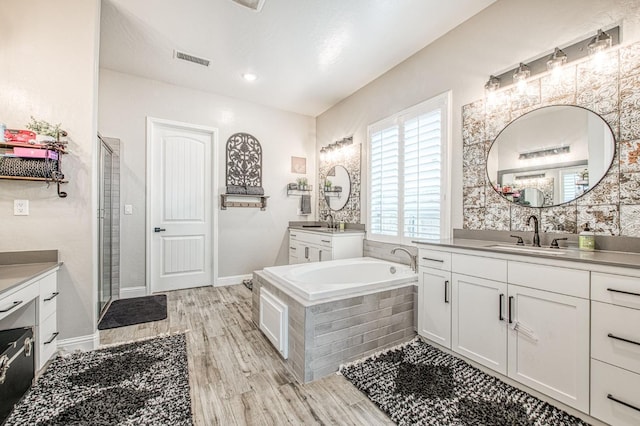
left=0, top=157, right=60, bottom=179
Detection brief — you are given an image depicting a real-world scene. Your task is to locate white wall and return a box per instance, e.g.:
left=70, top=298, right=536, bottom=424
left=0, top=0, right=101, bottom=340
left=98, top=69, right=316, bottom=287
left=316, top=0, right=640, bottom=231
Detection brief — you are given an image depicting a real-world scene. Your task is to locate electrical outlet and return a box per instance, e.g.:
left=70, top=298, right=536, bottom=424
left=124, top=204, right=133, bottom=215
left=14, top=199, right=29, bottom=216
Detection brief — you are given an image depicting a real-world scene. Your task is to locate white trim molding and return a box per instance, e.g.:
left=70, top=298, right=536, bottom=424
left=119, top=286, right=148, bottom=298
left=217, top=274, right=252, bottom=287
left=57, top=331, right=100, bottom=353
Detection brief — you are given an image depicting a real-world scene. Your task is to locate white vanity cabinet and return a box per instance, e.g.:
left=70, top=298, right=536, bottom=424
left=419, top=246, right=591, bottom=413
left=0, top=267, right=60, bottom=371
left=417, top=249, right=452, bottom=348
left=288, top=229, right=363, bottom=264
left=590, top=272, right=640, bottom=425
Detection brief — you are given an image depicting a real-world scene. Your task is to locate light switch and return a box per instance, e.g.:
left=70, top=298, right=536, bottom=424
left=14, top=199, right=29, bottom=215
left=124, top=204, right=133, bottom=215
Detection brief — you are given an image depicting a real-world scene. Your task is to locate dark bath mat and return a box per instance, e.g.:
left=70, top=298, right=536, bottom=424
left=98, top=294, right=167, bottom=330
left=339, top=337, right=590, bottom=426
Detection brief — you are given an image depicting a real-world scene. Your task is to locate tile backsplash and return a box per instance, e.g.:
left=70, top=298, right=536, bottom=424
left=462, top=41, right=640, bottom=238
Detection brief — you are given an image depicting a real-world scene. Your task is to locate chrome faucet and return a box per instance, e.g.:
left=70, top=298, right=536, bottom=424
left=527, top=214, right=540, bottom=247
left=391, top=247, right=417, bottom=272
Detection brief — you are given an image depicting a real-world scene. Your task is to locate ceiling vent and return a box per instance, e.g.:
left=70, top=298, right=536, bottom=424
left=174, top=50, right=211, bottom=67
left=231, top=0, right=266, bottom=12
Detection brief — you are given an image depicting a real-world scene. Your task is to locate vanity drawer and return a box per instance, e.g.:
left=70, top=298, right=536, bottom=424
left=591, top=359, right=640, bottom=426
left=291, top=231, right=332, bottom=247
left=38, top=272, right=58, bottom=321
left=0, top=283, right=39, bottom=322
left=38, top=311, right=58, bottom=368
left=452, top=253, right=505, bottom=282
left=508, top=261, right=589, bottom=298
left=418, top=249, right=451, bottom=271
left=592, top=301, right=640, bottom=374
left=592, top=272, right=640, bottom=309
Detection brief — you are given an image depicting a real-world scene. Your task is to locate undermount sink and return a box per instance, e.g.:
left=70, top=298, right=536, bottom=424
left=487, top=244, right=567, bottom=255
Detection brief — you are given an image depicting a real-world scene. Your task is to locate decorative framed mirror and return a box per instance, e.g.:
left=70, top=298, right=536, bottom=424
left=486, top=105, right=615, bottom=208
left=322, top=165, right=351, bottom=211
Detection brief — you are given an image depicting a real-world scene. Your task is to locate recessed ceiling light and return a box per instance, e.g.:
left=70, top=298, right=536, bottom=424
left=242, top=73, right=257, bottom=82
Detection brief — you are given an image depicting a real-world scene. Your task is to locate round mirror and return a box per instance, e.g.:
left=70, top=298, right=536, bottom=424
left=486, top=105, right=615, bottom=207
left=323, top=165, right=351, bottom=211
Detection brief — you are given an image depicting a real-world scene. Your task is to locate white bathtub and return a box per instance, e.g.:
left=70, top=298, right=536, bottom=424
left=262, top=257, right=417, bottom=301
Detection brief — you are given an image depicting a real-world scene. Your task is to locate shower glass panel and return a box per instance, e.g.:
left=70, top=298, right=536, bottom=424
left=98, top=138, right=114, bottom=316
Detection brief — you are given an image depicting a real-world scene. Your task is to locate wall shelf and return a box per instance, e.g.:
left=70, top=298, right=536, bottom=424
left=0, top=141, right=68, bottom=197
left=220, top=194, right=269, bottom=211
left=287, top=188, right=312, bottom=196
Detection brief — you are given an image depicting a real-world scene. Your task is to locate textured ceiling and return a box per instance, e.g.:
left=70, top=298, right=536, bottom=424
left=100, top=0, right=496, bottom=116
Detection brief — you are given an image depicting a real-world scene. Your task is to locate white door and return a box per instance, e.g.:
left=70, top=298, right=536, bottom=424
left=507, top=284, right=590, bottom=412
left=452, top=273, right=508, bottom=374
left=419, top=267, right=452, bottom=348
left=147, top=118, right=218, bottom=293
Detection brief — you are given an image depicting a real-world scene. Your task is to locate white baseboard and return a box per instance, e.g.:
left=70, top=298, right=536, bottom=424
left=216, top=274, right=252, bottom=287
left=120, top=286, right=148, bottom=298
left=57, top=331, right=100, bottom=352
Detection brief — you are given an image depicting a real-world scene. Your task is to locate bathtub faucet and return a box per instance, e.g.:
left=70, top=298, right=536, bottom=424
left=391, top=247, right=417, bottom=272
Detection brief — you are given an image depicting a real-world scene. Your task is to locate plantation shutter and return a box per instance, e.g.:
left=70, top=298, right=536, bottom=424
left=368, top=93, right=449, bottom=243
left=370, top=125, right=399, bottom=236
left=562, top=171, right=578, bottom=202
left=404, top=110, right=442, bottom=240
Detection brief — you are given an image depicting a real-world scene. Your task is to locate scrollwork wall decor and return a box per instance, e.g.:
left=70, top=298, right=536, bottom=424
left=226, top=133, right=263, bottom=187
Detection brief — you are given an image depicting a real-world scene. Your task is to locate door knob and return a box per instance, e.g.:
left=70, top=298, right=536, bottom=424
left=154, top=227, right=166, bottom=232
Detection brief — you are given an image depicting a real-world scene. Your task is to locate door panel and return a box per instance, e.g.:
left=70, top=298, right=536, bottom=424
left=452, top=273, right=507, bottom=374
left=507, top=284, right=589, bottom=412
left=419, top=268, right=452, bottom=348
left=149, top=119, right=217, bottom=292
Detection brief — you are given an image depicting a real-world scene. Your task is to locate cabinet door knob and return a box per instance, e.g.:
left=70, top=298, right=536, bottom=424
left=154, top=227, right=166, bottom=232
left=499, top=294, right=505, bottom=321
left=444, top=280, right=449, bottom=303
left=608, top=333, right=640, bottom=347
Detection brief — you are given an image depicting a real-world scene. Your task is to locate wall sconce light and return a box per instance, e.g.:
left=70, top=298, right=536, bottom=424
left=320, top=136, right=354, bottom=159
left=588, top=29, right=613, bottom=56
left=513, top=63, right=531, bottom=93
left=519, top=145, right=570, bottom=160
left=546, top=47, right=567, bottom=72
left=484, top=26, right=619, bottom=97
left=485, top=75, right=500, bottom=93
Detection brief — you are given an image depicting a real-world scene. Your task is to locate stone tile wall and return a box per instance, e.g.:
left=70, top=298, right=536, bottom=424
left=462, top=41, right=640, bottom=238
left=318, top=143, right=361, bottom=224
left=252, top=271, right=415, bottom=383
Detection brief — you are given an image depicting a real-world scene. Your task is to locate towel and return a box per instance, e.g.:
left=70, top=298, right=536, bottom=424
left=245, top=185, right=265, bottom=195
left=226, top=185, right=246, bottom=195
left=300, top=194, right=311, bottom=215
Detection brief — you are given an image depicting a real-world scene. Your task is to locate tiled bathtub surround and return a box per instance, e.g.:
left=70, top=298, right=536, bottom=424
left=252, top=271, right=415, bottom=383
left=462, top=41, right=640, bottom=238
left=318, top=143, right=361, bottom=223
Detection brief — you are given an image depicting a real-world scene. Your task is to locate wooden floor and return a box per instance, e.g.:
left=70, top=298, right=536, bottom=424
left=100, top=285, right=394, bottom=425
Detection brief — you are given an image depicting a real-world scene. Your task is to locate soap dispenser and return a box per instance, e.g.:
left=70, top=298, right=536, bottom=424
left=579, top=223, right=595, bottom=251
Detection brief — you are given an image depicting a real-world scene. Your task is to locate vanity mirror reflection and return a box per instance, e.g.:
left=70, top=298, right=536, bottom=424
left=322, top=165, right=351, bottom=210
left=486, top=105, right=615, bottom=207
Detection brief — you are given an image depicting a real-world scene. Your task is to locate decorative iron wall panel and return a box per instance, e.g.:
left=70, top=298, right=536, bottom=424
left=225, top=133, right=262, bottom=187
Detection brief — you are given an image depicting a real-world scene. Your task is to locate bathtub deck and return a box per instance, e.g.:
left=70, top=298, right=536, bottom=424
left=100, top=284, right=394, bottom=425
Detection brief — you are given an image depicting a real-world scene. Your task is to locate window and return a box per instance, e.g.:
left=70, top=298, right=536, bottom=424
left=368, top=92, right=450, bottom=244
